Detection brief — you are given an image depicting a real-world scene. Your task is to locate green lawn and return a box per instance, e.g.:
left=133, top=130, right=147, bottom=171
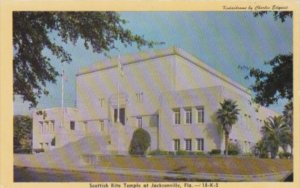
left=14, top=166, right=162, bottom=182
left=90, top=155, right=292, bottom=175
left=15, top=153, right=292, bottom=176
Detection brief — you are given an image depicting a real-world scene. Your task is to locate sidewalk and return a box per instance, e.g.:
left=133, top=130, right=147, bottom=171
left=14, top=154, right=292, bottom=182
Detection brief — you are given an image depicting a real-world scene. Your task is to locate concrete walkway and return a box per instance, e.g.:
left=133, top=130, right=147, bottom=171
left=14, top=154, right=291, bottom=182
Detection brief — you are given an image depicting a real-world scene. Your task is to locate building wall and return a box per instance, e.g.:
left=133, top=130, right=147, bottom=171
left=158, top=85, right=278, bottom=154
left=32, top=47, right=279, bottom=154
left=76, top=55, right=176, bottom=121
left=32, top=108, right=85, bottom=151
left=75, top=55, right=174, bottom=154
left=174, top=55, right=250, bottom=98
left=159, top=86, right=223, bottom=152
left=219, top=86, right=279, bottom=153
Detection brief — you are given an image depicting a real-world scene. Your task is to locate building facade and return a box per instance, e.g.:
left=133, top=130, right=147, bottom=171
left=32, top=47, right=277, bottom=155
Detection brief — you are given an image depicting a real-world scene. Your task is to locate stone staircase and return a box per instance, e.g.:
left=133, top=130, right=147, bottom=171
left=43, top=133, right=114, bottom=158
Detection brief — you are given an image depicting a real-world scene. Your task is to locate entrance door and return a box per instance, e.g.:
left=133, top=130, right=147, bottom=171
left=114, top=108, right=125, bottom=125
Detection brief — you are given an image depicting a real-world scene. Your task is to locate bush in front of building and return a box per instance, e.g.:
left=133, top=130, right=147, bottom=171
left=251, top=140, right=269, bottom=158
left=278, top=152, right=292, bottom=159
left=242, top=152, right=255, bottom=157
left=225, top=142, right=242, bottom=155
left=148, top=150, right=205, bottom=156
left=129, top=128, right=151, bottom=156
left=175, top=150, right=205, bottom=156
left=14, top=148, right=32, bottom=154
left=32, top=148, right=45, bottom=153
left=209, top=149, right=221, bottom=155
left=193, top=151, right=205, bottom=156
left=148, top=150, right=175, bottom=156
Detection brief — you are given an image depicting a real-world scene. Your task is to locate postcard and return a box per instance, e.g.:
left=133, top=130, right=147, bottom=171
left=0, top=0, right=299, bottom=188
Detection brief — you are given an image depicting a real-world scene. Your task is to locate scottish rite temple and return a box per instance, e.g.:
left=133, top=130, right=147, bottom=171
left=32, top=47, right=277, bottom=155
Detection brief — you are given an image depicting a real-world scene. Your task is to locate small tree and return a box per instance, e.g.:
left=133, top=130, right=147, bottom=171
left=14, top=115, right=32, bottom=153
left=216, top=99, right=240, bottom=156
left=252, top=140, right=268, bottom=158
left=129, top=128, right=151, bottom=156
left=227, top=141, right=242, bottom=155
left=260, top=116, right=290, bottom=158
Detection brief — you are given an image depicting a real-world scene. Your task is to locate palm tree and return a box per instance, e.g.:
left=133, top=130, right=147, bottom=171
left=216, top=99, right=240, bottom=156
left=283, top=100, right=293, bottom=156
left=261, top=116, right=291, bottom=158
left=283, top=101, right=293, bottom=129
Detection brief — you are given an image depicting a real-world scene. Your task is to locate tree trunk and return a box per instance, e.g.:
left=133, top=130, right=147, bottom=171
left=225, top=132, right=229, bottom=156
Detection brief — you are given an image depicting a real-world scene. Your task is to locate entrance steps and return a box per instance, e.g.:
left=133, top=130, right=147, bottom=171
left=41, top=134, right=114, bottom=158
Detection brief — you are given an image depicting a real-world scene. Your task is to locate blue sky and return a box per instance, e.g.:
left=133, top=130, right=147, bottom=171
left=14, top=12, right=293, bottom=115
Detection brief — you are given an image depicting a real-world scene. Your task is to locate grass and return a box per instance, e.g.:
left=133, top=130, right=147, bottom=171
left=87, top=155, right=292, bottom=175
left=15, top=153, right=292, bottom=176
left=14, top=166, right=162, bottom=182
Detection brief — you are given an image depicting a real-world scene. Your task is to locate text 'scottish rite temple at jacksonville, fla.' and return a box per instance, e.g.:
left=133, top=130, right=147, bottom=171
left=32, top=47, right=278, bottom=155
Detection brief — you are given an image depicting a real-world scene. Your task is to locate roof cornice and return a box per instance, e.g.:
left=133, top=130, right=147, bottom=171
left=76, top=47, right=250, bottom=95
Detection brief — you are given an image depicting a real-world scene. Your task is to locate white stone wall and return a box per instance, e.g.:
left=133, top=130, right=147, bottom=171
left=158, top=85, right=278, bottom=154
left=76, top=55, right=176, bottom=121
left=159, top=86, right=223, bottom=152
left=32, top=108, right=85, bottom=151
left=32, top=47, right=279, bottom=154
left=174, top=54, right=250, bottom=98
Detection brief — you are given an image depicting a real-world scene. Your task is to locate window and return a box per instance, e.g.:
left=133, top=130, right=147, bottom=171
left=49, top=120, right=55, bottom=133
left=45, top=121, right=49, bottom=133
left=39, top=121, right=43, bottom=134
left=70, top=121, right=75, bottom=130
left=136, top=92, right=143, bottom=102
left=196, top=106, right=204, bottom=123
left=196, top=138, right=204, bottom=151
left=185, top=108, right=192, bottom=124
left=174, top=139, right=180, bottom=151
left=173, top=108, right=180, bottom=124
left=99, top=98, right=105, bottom=107
left=51, top=137, right=56, bottom=146
left=137, top=117, right=142, bottom=128
left=185, top=139, right=192, bottom=151
left=84, top=122, right=88, bottom=132
left=99, top=120, right=104, bottom=131
left=114, top=108, right=125, bottom=125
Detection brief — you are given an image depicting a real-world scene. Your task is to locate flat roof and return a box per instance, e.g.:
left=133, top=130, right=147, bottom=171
left=77, top=47, right=250, bottom=95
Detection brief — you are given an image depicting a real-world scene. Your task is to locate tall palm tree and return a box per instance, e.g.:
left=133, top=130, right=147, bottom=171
left=261, top=116, right=291, bottom=158
left=283, top=101, right=293, bottom=129
left=216, top=99, right=240, bottom=156
left=283, top=100, right=293, bottom=156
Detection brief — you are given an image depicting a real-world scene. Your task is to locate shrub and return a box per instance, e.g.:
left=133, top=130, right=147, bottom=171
left=14, top=148, right=32, bottom=154
left=148, top=150, right=170, bottom=156
left=176, top=150, right=190, bottom=155
left=32, top=148, right=45, bottom=153
left=252, top=140, right=269, bottom=158
left=209, top=149, right=221, bottom=155
left=258, top=152, right=268, bottom=158
left=129, top=128, right=151, bottom=156
left=242, top=152, right=255, bottom=157
left=225, top=142, right=241, bottom=155
left=226, top=150, right=239, bottom=155
left=279, top=152, right=292, bottom=159
left=194, top=151, right=205, bottom=156
left=148, top=150, right=205, bottom=156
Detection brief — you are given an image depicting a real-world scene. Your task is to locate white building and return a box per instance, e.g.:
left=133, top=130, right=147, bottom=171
left=32, top=47, right=277, bottom=155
